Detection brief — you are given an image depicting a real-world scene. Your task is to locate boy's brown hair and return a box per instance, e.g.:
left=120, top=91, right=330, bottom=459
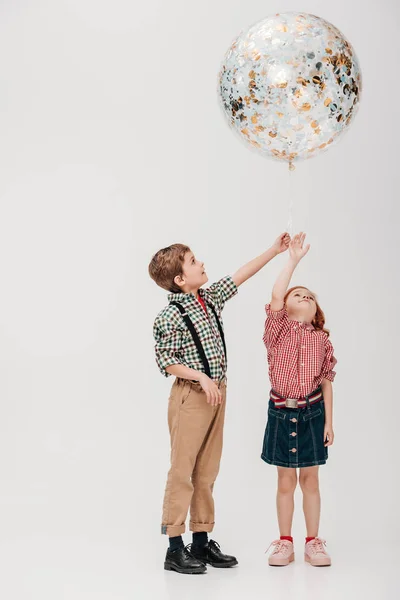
left=148, top=243, right=191, bottom=293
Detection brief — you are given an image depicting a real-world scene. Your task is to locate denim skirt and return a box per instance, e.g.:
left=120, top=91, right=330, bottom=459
left=261, top=398, right=328, bottom=468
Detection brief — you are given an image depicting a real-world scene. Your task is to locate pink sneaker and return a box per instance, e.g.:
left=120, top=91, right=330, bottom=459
left=304, top=538, right=331, bottom=567
left=267, top=539, right=295, bottom=566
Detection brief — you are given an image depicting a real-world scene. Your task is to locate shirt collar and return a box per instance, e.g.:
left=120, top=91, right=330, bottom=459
left=288, top=318, right=314, bottom=331
left=168, top=291, right=200, bottom=306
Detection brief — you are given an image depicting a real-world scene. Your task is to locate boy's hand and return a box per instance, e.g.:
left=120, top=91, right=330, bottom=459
left=324, top=424, right=334, bottom=447
left=289, top=232, right=310, bottom=263
left=198, top=374, right=223, bottom=406
left=272, top=232, right=291, bottom=255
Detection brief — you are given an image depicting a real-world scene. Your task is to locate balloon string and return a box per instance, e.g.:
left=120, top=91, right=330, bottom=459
left=287, top=163, right=294, bottom=236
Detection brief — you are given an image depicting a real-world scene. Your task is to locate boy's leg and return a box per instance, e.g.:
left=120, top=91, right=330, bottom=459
left=189, top=383, right=238, bottom=568
left=162, top=379, right=215, bottom=537
left=189, top=382, right=227, bottom=534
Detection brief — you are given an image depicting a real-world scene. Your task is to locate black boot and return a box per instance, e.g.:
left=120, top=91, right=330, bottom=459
left=190, top=540, right=238, bottom=568
left=164, top=545, right=207, bottom=574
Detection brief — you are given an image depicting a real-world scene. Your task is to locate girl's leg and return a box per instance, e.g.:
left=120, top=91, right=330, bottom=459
left=299, top=466, right=320, bottom=537
left=276, top=467, right=298, bottom=536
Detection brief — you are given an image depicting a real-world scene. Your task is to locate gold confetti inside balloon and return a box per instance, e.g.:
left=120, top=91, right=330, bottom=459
left=218, top=12, right=362, bottom=166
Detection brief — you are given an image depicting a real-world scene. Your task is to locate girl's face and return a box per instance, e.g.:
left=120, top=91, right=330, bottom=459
left=286, top=287, right=317, bottom=323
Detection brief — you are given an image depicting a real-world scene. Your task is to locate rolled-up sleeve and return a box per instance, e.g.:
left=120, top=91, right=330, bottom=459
left=204, top=275, right=238, bottom=312
left=153, top=317, right=183, bottom=378
left=321, top=337, right=337, bottom=382
left=263, top=304, right=291, bottom=350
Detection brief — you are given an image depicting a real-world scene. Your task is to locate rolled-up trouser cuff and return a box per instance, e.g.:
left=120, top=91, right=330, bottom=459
left=189, top=521, right=215, bottom=533
left=162, top=524, right=186, bottom=536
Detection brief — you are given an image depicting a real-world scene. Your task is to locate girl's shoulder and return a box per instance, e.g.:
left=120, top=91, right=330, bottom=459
left=314, top=328, right=328, bottom=338
left=314, top=328, right=334, bottom=348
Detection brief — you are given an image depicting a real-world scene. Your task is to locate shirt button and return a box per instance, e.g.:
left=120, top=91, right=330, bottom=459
left=291, top=432, right=297, bottom=437
left=291, top=448, right=297, bottom=453
left=302, top=346, right=306, bottom=349
left=291, top=418, right=297, bottom=423
left=301, top=363, right=305, bottom=367
left=300, top=383, right=305, bottom=386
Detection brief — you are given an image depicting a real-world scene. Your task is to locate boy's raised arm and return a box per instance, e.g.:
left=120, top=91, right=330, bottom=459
left=232, top=233, right=290, bottom=288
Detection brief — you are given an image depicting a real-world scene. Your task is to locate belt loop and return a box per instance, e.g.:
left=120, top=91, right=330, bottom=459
left=305, top=394, right=311, bottom=411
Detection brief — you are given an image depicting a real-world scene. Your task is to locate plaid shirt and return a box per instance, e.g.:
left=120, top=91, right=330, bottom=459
left=263, top=304, right=337, bottom=398
left=153, top=276, right=238, bottom=381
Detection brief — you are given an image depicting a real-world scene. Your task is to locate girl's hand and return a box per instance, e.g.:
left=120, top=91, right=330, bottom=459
left=324, top=424, right=334, bottom=447
left=272, top=232, right=291, bottom=255
left=289, top=232, right=310, bottom=263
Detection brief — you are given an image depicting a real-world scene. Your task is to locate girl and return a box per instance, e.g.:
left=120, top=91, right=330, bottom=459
left=261, top=233, right=337, bottom=567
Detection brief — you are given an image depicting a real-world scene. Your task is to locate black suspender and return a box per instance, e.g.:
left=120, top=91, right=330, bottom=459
left=205, top=302, right=227, bottom=362
left=170, top=301, right=212, bottom=378
left=169, top=300, right=226, bottom=378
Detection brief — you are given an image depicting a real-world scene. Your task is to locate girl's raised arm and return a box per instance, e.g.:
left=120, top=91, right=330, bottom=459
left=270, top=232, right=310, bottom=311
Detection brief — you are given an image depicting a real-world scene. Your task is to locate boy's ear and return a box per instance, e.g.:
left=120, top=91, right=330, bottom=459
left=174, top=274, right=185, bottom=289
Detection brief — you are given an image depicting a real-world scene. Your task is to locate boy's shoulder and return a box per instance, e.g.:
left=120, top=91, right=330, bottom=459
left=202, top=275, right=237, bottom=301
left=154, top=302, right=184, bottom=331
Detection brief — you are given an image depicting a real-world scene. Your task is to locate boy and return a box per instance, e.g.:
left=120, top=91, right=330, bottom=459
left=149, top=233, right=290, bottom=574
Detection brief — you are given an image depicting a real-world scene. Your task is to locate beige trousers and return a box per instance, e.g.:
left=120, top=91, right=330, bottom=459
left=161, top=378, right=227, bottom=536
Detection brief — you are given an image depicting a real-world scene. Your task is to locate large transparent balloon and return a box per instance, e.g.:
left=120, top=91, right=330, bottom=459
left=218, top=13, right=362, bottom=167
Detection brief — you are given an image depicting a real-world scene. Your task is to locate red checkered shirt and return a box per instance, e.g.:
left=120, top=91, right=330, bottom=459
left=263, top=304, right=337, bottom=398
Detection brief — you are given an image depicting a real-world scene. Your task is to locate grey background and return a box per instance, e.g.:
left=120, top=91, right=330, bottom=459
left=0, top=0, right=398, bottom=598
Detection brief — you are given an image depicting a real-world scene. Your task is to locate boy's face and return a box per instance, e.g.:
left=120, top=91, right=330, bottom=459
left=286, top=287, right=317, bottom=323
left=174, top=251, right=208, bottom=292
